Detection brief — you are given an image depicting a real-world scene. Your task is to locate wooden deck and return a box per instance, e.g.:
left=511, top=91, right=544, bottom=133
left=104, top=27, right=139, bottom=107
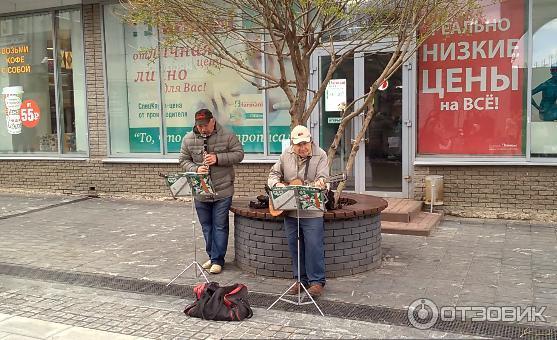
left=380, top=198, right=442, bottom=236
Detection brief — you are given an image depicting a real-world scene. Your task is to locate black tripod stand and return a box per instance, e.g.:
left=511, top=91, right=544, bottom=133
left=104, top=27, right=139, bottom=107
left=161, top=173, right=209, bottom=285
left=267, top=186, right=324, bottom=316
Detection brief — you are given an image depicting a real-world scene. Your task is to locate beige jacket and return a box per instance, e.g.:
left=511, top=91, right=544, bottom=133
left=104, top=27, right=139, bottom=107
left=268, top=143, right=329, bottom=218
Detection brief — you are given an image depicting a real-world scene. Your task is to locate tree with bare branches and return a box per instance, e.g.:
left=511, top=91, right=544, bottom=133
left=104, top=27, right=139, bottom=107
left=124, top=0, right=479, bottom=205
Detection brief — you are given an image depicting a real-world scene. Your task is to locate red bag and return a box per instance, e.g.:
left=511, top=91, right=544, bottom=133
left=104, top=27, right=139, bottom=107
left=184, top=282, right=253, bottom=321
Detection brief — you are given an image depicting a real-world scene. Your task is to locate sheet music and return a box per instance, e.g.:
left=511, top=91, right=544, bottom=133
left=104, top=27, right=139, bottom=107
left=271, top=187, right=297, bottom=210
left=169, top=176, right=191, bottom=197
left=162, top=172, right=215, bottom=198
left=297, top=186, right=325, bottom=211
left=184, top=172, right=215, bottom=196
left=270, top=185, right=325, bottom=211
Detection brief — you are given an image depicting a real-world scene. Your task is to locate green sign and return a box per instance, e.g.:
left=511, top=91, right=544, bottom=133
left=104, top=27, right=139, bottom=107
left=131, top=125, right=290, bottom=154
left=231, top=125, right=290, bottom=153
left=129, top=127, right=160, bottom=152
left=167, top=127, right=191, bottom=153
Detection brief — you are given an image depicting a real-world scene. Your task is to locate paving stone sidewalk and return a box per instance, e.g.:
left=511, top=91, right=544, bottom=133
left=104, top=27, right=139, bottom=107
left=0, top=192, right=556, bottom=335
left=0, top=276, right=477, bottom=339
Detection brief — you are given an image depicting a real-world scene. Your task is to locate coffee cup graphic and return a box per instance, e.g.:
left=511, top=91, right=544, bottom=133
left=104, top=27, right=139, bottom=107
left=2, top=86, right=23, bottom=134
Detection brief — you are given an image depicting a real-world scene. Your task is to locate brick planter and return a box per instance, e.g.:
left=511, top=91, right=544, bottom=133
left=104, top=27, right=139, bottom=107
left=230, top=193, right=387, bottom=278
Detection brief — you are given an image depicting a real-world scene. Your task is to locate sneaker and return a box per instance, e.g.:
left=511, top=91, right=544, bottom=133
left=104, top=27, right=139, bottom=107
left=209, top=264, right=222, bottom=274
left=287, top=282, right=304, bottom=295
left=201, top=260, right=212, bottom=270
left=307, top=284, right=324, bottom=298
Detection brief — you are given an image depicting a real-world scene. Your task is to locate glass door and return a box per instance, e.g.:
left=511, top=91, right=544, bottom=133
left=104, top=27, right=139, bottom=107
left=314, top=54, right=356, bottom=191
left=360, top=53, right=405, bottom=194
left=312, top=50, right=410, bottom=197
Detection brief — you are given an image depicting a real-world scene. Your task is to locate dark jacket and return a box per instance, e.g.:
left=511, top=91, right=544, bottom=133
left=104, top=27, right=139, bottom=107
left=179, top=122, right=244, bottom=201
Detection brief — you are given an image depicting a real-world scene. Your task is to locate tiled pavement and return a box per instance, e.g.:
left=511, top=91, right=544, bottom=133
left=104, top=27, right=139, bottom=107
left=0, top=192, right=556, bottom=338
left=0, top=276, right=477, bottom=339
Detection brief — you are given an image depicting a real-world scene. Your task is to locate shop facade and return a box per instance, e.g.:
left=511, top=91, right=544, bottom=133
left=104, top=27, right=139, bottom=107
left=0, top=0, right=556, bottom=217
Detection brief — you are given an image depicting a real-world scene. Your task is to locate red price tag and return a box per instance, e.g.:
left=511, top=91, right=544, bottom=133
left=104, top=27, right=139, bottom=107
left=20, top=99, right=41, bottom=128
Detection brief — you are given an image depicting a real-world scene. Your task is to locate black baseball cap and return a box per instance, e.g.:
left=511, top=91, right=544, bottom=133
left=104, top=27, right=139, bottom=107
left=194, top=109, right=213, bottom=125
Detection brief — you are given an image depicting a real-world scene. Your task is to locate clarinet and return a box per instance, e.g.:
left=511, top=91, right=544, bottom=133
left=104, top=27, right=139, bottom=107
left=203, top=137, right=210, bottom=174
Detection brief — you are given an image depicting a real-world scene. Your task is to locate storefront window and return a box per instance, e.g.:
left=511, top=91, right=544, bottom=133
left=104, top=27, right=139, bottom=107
left=160, top=38, right=263, bottom=154
left=0, top=10, right=86, bottom=155
left=104, top=3, right=290, bottom=157
left=417, top=0, right=527, bottom=156
left=104, top=6, right=162, bottom=154
left=530, top=0, right=557, bottom=157
left=267, top=87, right=292, bottom=155
left=266, top=48, right=295, bottom=154
left=57, top=10, right=87, bottom=154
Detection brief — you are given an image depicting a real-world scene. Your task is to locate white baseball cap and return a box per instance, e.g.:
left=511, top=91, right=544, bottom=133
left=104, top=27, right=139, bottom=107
left=290, top=125, right=311, bottom=144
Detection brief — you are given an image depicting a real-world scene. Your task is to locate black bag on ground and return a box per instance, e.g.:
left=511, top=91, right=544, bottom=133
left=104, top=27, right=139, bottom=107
left=184, top=282, right=253, bottom=321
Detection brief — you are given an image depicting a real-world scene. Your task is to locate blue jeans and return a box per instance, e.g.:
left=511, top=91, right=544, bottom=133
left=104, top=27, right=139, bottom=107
left=194, top=196, right=232, bottom=266
left=284, top=216, right=326, bottom=286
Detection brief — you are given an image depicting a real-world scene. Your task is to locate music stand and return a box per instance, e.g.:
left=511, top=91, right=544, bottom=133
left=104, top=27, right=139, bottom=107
left=267, top=185, right=325, bottom=316
left=161, top=172, right=216, bottom=285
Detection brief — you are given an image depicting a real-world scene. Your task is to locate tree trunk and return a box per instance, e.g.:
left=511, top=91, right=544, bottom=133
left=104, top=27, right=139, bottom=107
left=289, top=79, right=309, bottom=128
left=333, top=96, right=377, bottom=207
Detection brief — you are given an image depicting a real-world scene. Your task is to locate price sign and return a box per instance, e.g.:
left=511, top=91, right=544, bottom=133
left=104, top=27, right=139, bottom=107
left=19, top=99, right=40, bottom=128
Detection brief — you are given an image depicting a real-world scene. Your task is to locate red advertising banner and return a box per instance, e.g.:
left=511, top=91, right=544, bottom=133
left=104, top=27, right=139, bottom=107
left=417, top=0, right=525, bottom=155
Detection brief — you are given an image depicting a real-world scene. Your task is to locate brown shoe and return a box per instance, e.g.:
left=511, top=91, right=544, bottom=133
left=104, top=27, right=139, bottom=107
left=287, top=282, right=304, bottom=295
left=307, top=284, right=324, bottom=298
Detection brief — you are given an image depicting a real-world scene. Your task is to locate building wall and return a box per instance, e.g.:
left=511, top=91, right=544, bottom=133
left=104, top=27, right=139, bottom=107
left=0, top=5, right=271, bottom=199
left=0, top=159, right=270, bottom=198
left=84, top=4, right=107, bottom=159
left=1, top=5, right=556, bottom=218
left=414, top=165, right=557, bottom=218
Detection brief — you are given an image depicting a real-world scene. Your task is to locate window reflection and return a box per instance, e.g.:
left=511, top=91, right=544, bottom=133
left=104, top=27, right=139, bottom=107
left=104, top=3, right=287, bottom=156
left=0, top=13, right=55, bottom=153
left=56, top=10, right=87, bottom=153
left=364, top=53, right=402, bottom=192
left=0, top=10, right=85, bottom=155
left=319, top=55, right=355, bottom=191
left=531, top=2, right=557, bottom=156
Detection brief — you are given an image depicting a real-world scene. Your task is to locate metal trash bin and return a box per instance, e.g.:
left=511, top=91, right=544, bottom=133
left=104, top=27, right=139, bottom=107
left=425, top=175, right=444, bottom=206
